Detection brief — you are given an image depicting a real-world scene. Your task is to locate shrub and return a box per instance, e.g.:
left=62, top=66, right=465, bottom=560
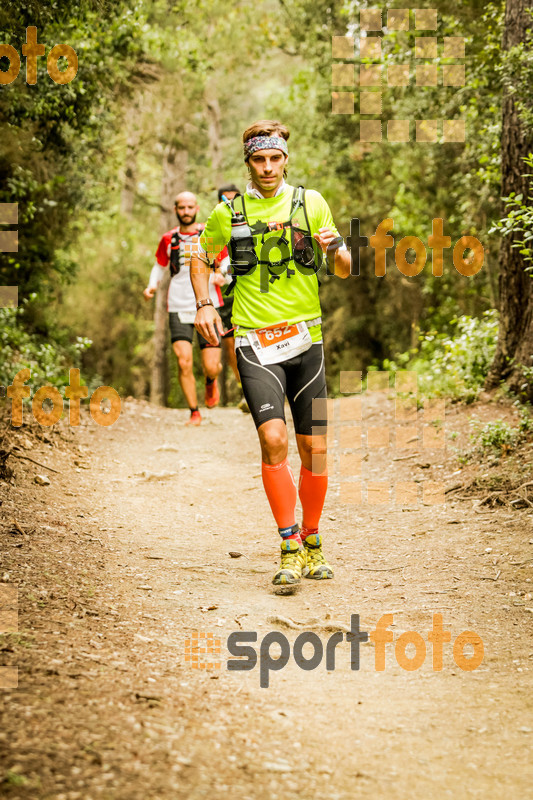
left=470, top=408, right=532, bottom=454
left=383, top=311, right=499, bottom=400
left=0, top=299, right=91, bottom=391
left=472, top=419, right=518, bottom=451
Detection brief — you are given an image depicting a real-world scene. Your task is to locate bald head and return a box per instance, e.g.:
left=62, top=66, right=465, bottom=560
left=175, top=191, right=197, bottom=205
left=174, top=191, right=199, bottom=227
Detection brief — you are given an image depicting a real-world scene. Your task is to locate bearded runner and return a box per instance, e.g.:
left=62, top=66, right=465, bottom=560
left=143, top=191, right=225, bottom=425
left=191, top=120, right=351, bottom=593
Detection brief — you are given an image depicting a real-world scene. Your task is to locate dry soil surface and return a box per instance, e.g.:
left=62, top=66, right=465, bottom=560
left=1, top=393, right=532, bottom=799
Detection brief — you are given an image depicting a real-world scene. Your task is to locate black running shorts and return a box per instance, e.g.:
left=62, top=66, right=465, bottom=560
left=236, top=342, right=327, bottom=436
left=169, top=312, right=220, bottom=348
left=218, top=296, right=234, bottom=333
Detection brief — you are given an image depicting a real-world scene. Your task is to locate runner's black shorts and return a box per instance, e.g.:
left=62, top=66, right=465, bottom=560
left=168, top=312, right=220, bottom=348
left=236, top=342, right=327, bottom=436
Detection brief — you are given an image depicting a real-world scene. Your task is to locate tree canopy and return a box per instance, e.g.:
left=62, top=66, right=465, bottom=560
left=1, top=0, right=531, bottom=403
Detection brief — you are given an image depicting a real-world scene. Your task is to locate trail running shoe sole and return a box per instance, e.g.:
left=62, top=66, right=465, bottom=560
left=272, top=583, right=301, bottom=596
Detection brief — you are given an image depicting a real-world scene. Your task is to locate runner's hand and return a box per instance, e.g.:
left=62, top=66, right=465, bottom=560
left=211, top=272, right=226, bottom=287
left=195, top=305, right=224, bottom=346
left=143, top=287, right=156, bottom=301
left=313, top=228, right=338, bottom=253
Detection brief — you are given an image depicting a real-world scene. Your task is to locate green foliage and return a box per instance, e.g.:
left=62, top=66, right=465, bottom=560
left=518, top=407, right=533, bottom=436
left=0, top=0, right=525, bottom=403
left=4, top=770, right=28, bottom=787
left=0, top=300, right=91, bottom=389
left=55, top=0, right=295, bottom=403
left=471, top=419, right=518, bottom=450
left=383, top=311, right=499, bottom=400
left=0, top=0, right=157, bottom=305
left=489, top=154, right=533, bottom=271
left=519, top=366, right=533, bottom=397
left=470, top=408, right=532, bottom=453
left=269, top=0, right=502, bottom=379
left=59, top=211, right=156, bottom=397
left=499, top=10, right=533, bottom=132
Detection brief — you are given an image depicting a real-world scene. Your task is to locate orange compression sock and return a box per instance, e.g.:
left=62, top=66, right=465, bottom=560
left=261, top=459, right=298, bottom=539
left=299, top=463, right=328, bottom=539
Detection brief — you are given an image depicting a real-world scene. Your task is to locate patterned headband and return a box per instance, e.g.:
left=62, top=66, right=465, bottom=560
left=243, top=135, right=289, bottom=161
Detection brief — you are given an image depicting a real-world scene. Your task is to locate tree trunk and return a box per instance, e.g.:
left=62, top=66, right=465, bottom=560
left=205, top=78, right=223, bottom=187
left=486, top=0, right=533, bottom=398
left=150, top=145, right=188, bottom=406
left=120, top=91, right=150, bottom=217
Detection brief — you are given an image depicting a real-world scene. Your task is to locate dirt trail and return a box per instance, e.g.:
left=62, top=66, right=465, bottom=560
left=1, top=393, right=532, bottom=799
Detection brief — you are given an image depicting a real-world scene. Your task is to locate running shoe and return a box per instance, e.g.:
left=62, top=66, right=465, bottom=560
left=302, top=533, right=334, bottom=579
left=205, top=380, right=220, bottom=408
left=186, top=409, right=202, bottom=426
left=272, top=539, right=306, bottom=587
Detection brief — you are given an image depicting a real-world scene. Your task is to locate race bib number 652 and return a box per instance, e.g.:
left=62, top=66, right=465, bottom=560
left=247, top=321, right=312, bottom=365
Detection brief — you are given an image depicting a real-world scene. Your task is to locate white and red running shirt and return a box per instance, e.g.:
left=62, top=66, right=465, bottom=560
left=148, top=225, right=223, bottom=321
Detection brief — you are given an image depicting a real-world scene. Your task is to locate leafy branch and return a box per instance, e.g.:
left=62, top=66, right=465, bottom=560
left=489, top=154, right=533, bottom=272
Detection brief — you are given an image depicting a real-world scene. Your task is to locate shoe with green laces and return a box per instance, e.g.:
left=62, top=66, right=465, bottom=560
left=272, top=539, right=306, bottom=588
left=302, top=533, right=334, bottom=580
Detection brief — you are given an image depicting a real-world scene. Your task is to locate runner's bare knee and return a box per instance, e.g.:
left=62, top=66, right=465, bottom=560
left=297, top=433, right=327, bottom=472
left=259, top=422, right=288, bottom=464
left=202, top=348, right=222, bottom=379
left=177, top=353, right=193, bottom=374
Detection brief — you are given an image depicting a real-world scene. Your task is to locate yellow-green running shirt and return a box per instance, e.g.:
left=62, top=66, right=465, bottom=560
left=199, top=184, right=340, bottom=343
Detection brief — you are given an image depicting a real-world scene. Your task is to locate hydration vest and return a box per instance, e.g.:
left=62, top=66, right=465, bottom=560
left=169, top=224, right=205, bottom=278
left=227, top=186, right=323, bottom=286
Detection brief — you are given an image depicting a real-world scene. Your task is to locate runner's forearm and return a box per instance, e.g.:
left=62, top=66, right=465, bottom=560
left=190, top=255, right=211, bottom=301
left=334, top=248, right=351, bottom=279
left=148, top=263, right=165, bottom=290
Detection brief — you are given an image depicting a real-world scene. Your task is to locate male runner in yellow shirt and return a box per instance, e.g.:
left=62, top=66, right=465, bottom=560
left=191, top=120, right=350, bottom=591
